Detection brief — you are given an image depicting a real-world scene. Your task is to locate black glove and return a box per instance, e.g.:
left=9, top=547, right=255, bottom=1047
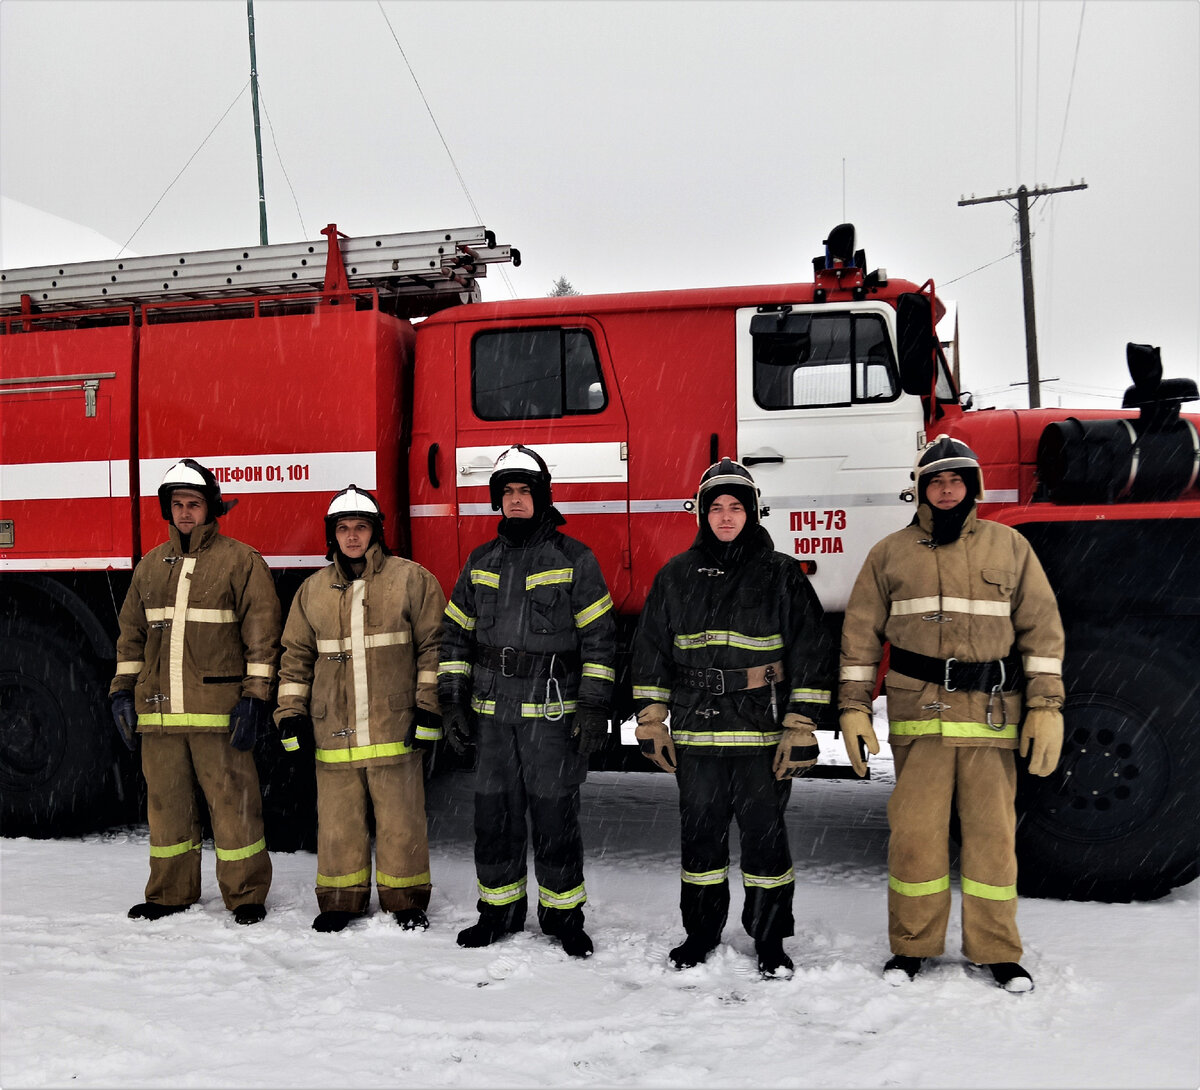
left=278, top=714, right=313, bottom=757
left=572, top=704, right=610, bottom=757
left=110, top=691, right=138, bottom=752
left=405, top=707, right=442, bottom=751
left=229, top=696, right=270, bottom=752
left=443, top=705, right=476, bottom=757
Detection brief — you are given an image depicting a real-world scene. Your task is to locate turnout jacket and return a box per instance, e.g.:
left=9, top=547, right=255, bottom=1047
left=839, top=504, right=1065, bottom=747
left=110, top=520, right=281, bottom=731
left=275, top=543, right=446, bottom=766
left=633, top=525, right=834, bottom=752
left=438, top=513, right=616, bottom=719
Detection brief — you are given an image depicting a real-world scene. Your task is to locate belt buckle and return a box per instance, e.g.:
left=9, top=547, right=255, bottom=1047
left=943, top=657, right=958, bottom=692
left=706, top=667, right=725, bottom=695
left=499, top=646, right=517, bottom=678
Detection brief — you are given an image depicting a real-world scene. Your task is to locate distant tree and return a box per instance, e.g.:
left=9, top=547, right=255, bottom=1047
left=548, top=276, right=580, bottom=297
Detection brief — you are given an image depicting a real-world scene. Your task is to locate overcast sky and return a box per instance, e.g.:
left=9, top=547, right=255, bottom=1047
left=2, top=0, right=1197, bottom=408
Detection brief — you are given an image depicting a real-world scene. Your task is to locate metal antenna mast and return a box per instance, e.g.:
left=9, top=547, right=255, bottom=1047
left=247, top=0, right=269, bottom=245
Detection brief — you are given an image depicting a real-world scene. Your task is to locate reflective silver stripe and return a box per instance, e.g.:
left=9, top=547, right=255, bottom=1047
left=278, top=681, right=310, bottom=698
left=246, top=662, right=273, bottom=678
left=582, top=663, right=616, bottom=682
left=444, top=601, right=476, bottom=631
left=115, top=660, right=143, bottom=676
left=681, top=866, right=728, bottom=886
left=1024, top=655, right=1062, bottom=675
left=574, top=593, right=613, bottom=628
left=143, top=605, right=236, bottom=623
left=673, top=730, right=782, bottom=746
left=633, top=684, right=671, bottom=701
left=840, top=664, right=877, bottom=682
left=743, top=868, right=795, bottom=890
left=349, top=582, right=371, bottom=744
left=416, top=669, right=438, bottom=685
left=168, top=558, right=197, bottom=713
left=891, top=596, right=1010, bottom=618
left=439, top=660, right=472, bottom=676
left=470, top=569, right=500, bottom=589
left=315, top=631, right=410, bottom=654
left=526, top=568, right=573, bottom=589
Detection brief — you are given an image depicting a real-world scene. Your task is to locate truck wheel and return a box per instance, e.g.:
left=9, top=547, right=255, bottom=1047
left=1015, top=631, right=1199, bottom=902
left=0, top=629, right=120, bottom=836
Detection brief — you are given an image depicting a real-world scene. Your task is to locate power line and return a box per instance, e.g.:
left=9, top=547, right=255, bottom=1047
left=257, top=87, right=307, bottom=239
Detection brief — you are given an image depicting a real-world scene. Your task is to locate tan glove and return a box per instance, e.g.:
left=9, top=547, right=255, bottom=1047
left=773, top=713, right=820, bottom=779
left=634, top=703, right=676, bottom=773
left=840, top=709, right=879, bottom=778
left=1020, top=707, right=1063, bottom=776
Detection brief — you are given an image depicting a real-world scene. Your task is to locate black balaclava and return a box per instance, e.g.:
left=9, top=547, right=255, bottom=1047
left=921, top=467, right=980, bottom=546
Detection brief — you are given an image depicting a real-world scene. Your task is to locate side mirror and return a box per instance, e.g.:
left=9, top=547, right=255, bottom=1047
left=896, top=292, right=936, bottom=395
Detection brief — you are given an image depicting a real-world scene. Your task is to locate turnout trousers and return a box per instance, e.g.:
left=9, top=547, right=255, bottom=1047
left=141, top=732, right=271, bottom=909
left=887, top=737, right=1022, bottom=963
left=677, top=749, right=795, bottom=946
left=314, top=755, right=432, bottom=914
left=472, top=714, right=588, bottom=935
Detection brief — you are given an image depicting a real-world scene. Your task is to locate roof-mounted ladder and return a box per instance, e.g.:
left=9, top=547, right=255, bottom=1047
left=0, top=223, right=519, bottom=318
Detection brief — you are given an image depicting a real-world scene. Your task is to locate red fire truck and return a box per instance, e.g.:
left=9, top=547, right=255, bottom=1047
left=2, top=222, right=1197, bottom=902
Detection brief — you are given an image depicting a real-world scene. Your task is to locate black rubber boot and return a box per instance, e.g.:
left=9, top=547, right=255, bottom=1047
left=668, top=934, right=717, bottom=970
left=457, top=915, right=523, bottom=948
left=393, top=908, right=429, bottom=931
left=755, top=938, right=794, bottom=979
left=980, top=961, right=1034, bottom=993
left=233, top=904, right=266, bottom=926
left=883, top=954, right=924, bottom=983
left=128, top=902, right=189, bottom=921
left=312, top=910, right=363, bottom=933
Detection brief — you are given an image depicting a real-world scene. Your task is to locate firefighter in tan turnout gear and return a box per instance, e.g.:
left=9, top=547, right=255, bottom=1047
left=839, top=436, right=1065, bottom=992
left=632, top=459, right=834, bottom=979
left=275, top=486, right=446, bottom=933
left=109, top=459, right=280, bottom=924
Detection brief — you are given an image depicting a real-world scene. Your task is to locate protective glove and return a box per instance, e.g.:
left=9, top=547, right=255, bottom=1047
left=229, top=696, right=270, bottom=752
left=1020, top=707, right=1063, bottom=777
left=109, top=691, right=139, bottom=752
left=839, top=708, right=879, bottom=778
left=772, top=713, right=820, bottom=779
left=278, top=714, right=313, bottom=756
left=572, top=704, right=610, bottom=757
left=405, top=707, right=442, bottom=751
left=634, top=703, right=676, bottom=773
left=443, top=704, right=476, bottom=757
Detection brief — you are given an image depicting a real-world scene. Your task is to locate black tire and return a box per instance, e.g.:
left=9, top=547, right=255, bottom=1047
left=0, top=628, right=124, bottom=837
left=1015, top=629, right=1200, bottom=902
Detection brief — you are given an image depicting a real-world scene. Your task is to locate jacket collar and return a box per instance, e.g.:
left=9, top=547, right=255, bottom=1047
left=914, top=503, right=979, bottom=536
left=334, top=540, right=387, bottom=583
left=167, top=519, right=220, bottom=555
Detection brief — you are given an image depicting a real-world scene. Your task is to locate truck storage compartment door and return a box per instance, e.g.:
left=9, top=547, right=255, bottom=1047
left=451, top=318, right=631, bottom=607
left=0, top=319, right=135, bottom=569
left=736, top=303, right=923, bottom=612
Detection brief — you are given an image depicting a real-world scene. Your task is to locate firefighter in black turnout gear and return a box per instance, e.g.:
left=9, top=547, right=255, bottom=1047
left=633, top=459, right=834, bottom=978
left=439, top=446, right=616, bottom=958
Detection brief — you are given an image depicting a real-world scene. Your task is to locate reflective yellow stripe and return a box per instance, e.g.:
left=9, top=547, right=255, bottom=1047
left=743, top=868, right=795, bottom=890
left=962, top=876, right=1017, bottom=901
left=315, top=742, right=411, bottom=763
left=317, top=867, right=371, bottom=888
left=682, top=866, right=729, bottom=886
left=471, top=697, right=497, bottom=716
left=1024, top=655, right=1062, bottom=675
left=840, top=664, right=877, bottom=682
left=581, top=663, right=616, bottom=682
left=377, top=869, right=432, bottom=889
left=149, top=839, right=201, bottom=859
left=889, top=719, right=1018, bottom=741
left=674, top=630, right=784, bottom=652
left=281, top=736, right=300, bottom=752
left=116, top=660, right=143, bottom=676
left=439, top=660, right=472, bottom=676
left=891, top=596, right=1010, bottom=618
left=138, top=713, right=231, bottom=728
left=215, top=837, right=266, bottom=862
left=673, top=730, right=781, bottom=747
left=246, top=662, right=273, bottom=678
left=520, top=700, right=578, bottom=719
left=479, top=878, right=527, bottom=906
left=889, top=873, right=951, bottom=897
left=574, top=593, right=613, bottom=628
left=792, top=687, right=831, bottom=704
left=633, top=684, right=671, bottom=701
left=526, top=568, right=573, bottom=589
left=278, top=681, right=311, bottom=698
left=445, top=601, right=476, bottom=631
left=470, top=569, right=500, bottom=589
left=538, top=882, right=586, bottom=909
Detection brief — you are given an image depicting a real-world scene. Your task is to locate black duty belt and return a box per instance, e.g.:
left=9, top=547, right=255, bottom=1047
left=888, top=646, right=1022, bottom=694
left=676, top=661, right=784, bottom=696
left=477, top=645, right=579, bottom=679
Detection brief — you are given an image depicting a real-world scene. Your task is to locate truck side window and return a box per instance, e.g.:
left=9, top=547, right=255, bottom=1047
left=751, top=312, right=899, bottom=409
left=472, top=327, right=608, bottom=420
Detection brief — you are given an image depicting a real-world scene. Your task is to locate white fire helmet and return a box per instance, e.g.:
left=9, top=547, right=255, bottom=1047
left=489, top=445, right=552, bottom=511
left=157, top=459, right=233, bottom=521
left=324, top=484, right=386, bottom=558
left=913, top=434, right=986, bottom=500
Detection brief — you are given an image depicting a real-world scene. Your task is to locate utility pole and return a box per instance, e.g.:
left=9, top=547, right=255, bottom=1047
left=959, top=181, right=1086, bottom=407
left=246, top=0, right=269, bottom=245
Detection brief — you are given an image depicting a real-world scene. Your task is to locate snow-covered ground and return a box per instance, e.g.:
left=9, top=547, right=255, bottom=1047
left=2, top=742, right=1197, bottom=1090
